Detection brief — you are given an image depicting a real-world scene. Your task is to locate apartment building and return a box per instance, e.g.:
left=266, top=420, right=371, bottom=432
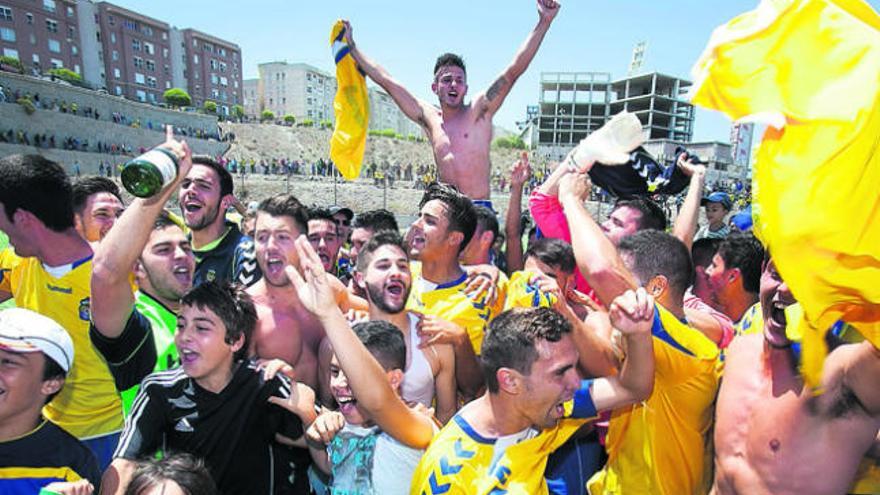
left=0, top=0, right=82, bottom=75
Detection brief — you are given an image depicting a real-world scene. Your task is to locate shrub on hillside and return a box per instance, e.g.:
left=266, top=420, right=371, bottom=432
left=163, top=88, right=192, bottom=108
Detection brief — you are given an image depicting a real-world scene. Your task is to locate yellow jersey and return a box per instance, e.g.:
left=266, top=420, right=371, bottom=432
left=589, top=305, right=721, bottom=495
left=411, top=381, right=598, bottom=495
left=407, top=270, right=494, bottom=354
left=0, top=250, right=123, bottom=439
left=502, top=270, right=557, bottom=311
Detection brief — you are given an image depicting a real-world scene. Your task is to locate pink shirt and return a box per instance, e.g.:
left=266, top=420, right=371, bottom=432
left=683, top=289, right=735, bottom=348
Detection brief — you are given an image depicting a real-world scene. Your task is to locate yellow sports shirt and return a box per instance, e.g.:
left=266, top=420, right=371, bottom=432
left=407, top=270, right=494, bottom=354
left=411, top=380, right=598, bottom=495
left=589, top=304, right=720, bottom=495
left=0, top=250, right=123, bottom=439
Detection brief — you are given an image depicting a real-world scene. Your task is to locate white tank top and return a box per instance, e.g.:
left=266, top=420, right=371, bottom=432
left=401, top=313, right=436, bottom=408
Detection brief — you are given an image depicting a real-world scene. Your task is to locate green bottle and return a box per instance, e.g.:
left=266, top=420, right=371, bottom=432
left=121, top=147, right=179, bottom=198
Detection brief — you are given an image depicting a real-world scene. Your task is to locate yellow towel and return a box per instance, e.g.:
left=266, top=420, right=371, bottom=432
left=329, top=20, right=369, bottom=180
left=690, top=0, right=880, bottom=391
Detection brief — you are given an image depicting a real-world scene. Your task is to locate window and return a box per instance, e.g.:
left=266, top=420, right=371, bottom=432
left=165, top=80, right=170, bottom=89
left=50, top=58, right=62, bottom=68
left=68, top=26, right=75, bottom=38
left=132, top=39, right=140, bottom=51
left=43, top=0, right=56, bottom=14
left=0, top=6, right=10, bottom=21
left=26, top=13, right=33, bottom=24
left=148, top=92, right=156, bottom=103
left=136, top=89, right=146, bottom=102
left=48, top=39, right=61, bottom=53
left=146, top=59, right=155, bottom=71
left=161, top=31, right=166, bottom=41
left=133, top=56, right=143, bottom=68
left=147, top=76, right=156, bottom=88
left=111, top=50, right=118, bottom=61
left=0, top=27, right=14, bottom=42
left=110, top=32, right=116, bottom=43
left=2, top=48, right=18, bottom=59
left=162, top=47, right=168, bottom=58
left=71, top=45, right=77, bottom=56
left=219, top=62, right=226, bottom=72
left=210, top=73, right=218, bottom=84
left=113, top=67, right=120, bottom=78
left=73, top=64, right=79, bottom=74
left=32, top=53, right=39, bottom=64
left=209, top=59, right=217, bottom=70
left=142, top=25, right=152, bottom=36
left=46, top=19, right=58, bottom=33
left=219, top=76, right=227, bottom=87
left=143, top=41, right=153, bottom=55
left=115, top=85, right=122, bottom=96
left=135, top=72, right=145, bottom=84
left=192, top=39, right=197, bottom=47
left=219, top=47, right=226, bottom=56
left=107, top=14, right=114, bottom=26
left=163, top=64, right=169, bottom=75
left=66, top=6, right=73, bottom=17
left=123, top=20, right=136, bottom=31
left=193, top=54, right=199, bottom=64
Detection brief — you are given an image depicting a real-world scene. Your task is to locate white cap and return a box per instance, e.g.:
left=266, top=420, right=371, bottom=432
left=0, top=308, right=74, bottom=373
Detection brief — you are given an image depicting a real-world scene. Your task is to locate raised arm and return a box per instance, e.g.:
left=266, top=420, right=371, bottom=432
left=91, top=127, right=192, bottom=338
left=473, top=0, right=560, bottom=117
left=558, top=172, right=637, bottom=307
left=671, top=156, right=707, bottom=250
left=505, top=153, right=531, bottom=273
left=343, top=21, right=431, bottom=128
left=590, top=288, right=655, bottom=411
left=287, top=237, right=435, bottom=449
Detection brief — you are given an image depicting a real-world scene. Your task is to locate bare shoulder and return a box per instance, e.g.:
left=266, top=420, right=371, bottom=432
left=815, top=340, right=880, bottom=418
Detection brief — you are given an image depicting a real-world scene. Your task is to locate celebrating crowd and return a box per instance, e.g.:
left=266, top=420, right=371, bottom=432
left=0, top=1, right=877, bottom=494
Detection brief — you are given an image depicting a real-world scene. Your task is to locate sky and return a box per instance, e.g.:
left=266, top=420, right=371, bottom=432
left=112, top=0, right=880, bottom=143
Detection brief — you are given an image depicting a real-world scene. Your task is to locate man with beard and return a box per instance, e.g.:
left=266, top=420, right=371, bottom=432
left=341, top=0, right=560, bottom=203
left=349, top=231, right=456, bottom=423
left=71, top=176, right=124, bottom=243
left=178, top=156, right=260, bottom=287
left=90, top=133, right=196, bottom=414
left=247, top=194, right=366, bottom=393
left=711, top=256, right=880, bottom=495
left=347, top=209, right=399, bottom=297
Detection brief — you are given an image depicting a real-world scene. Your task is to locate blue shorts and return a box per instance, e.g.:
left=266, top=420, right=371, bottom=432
left=82, top=431, right=121, bottom=472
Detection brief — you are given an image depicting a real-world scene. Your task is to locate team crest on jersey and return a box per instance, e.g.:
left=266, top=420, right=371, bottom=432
left=78, top=297, right=90, bottom=321
left=207, top=269, right=216, bottom=282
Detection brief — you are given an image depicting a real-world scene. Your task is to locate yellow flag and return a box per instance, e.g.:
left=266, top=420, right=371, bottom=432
left=690, top=0, right=880, bottom=390
left=329, top=21, right=369, bottom=180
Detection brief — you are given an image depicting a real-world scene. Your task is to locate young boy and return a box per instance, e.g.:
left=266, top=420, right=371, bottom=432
left=102, top=281, right=315, bottom=495
left=279, top=237, right=437, bottom=494
left=695, top=191, right=732, bottom=240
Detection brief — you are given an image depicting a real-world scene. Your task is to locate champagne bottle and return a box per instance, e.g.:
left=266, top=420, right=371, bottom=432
left=120, top=147, right=179, bottom=198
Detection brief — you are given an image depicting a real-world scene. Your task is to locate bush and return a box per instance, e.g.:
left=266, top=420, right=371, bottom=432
left=493, top=135, right=527, bottom=150
left=300, top=118, right=314, bottom=127
left=17, top=97, right=35, bottom=115
left=231, top=105, right=245, bottom=120
left=48, top=68, right=83, bottom=86
left=202, top=100, right=218, bottom=114
left=260, top=110, right=275, bottom=122
left=0, top=56, right=24, bottom=74
left=320, top=119, right=333, bottom=129
left=283, top=114, right=296, bottom=124
left=163, top=88, right=192, bottom=108
left=368, top=128, right=397, bottom=138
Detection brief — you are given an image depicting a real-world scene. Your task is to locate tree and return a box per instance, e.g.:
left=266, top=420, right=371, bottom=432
left=0, top=56, right=24, bottom=74
left=48, top=68, right=83, bottom=86
left=231, top=105, right=245, bottom=120
left=163, top=88, right=192, bottom=108
left=283, top=114, right=296, bottom=125
left=320, top=119, right=333, bottom=129
left=493, top=135, right=527, bottom=150
left=261, top=110, right=275, bottom=122
left=202, top=100, right=218, bottom=114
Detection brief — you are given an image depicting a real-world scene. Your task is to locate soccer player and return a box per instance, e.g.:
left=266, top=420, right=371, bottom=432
left=342, top=0, right=560, bottom=202
left=0, top=154, right=122, bottom=469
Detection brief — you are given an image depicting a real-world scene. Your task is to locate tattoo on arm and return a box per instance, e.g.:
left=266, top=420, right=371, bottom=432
left=486, top=76, right=509, bottom=102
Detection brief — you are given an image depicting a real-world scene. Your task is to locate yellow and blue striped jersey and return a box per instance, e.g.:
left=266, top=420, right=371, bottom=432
left=0, top=249, right=123, bottom=439
left=411, top=380, right=598, bottom=495
left=589, top=304, right=721, bottom=495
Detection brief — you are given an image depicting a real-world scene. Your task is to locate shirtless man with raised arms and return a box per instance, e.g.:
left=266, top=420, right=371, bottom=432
left=343, top=0, right=560, bottom=201
left=712, top=257, right=880, bottom=495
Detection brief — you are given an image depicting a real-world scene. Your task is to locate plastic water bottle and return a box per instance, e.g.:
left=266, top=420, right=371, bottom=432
left=121, top=147, right=178, bottom=198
